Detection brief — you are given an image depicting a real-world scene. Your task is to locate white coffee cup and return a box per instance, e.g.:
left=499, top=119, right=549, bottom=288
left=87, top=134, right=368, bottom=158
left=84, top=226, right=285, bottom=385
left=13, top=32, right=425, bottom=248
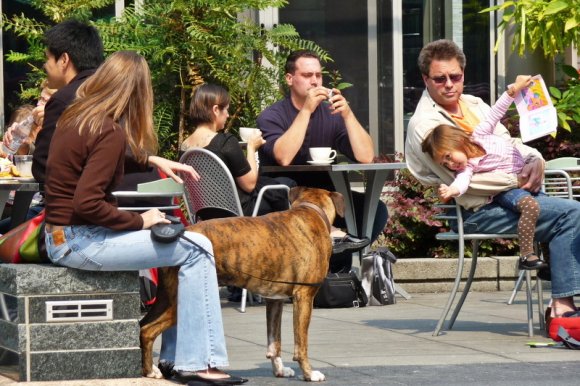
left=14, top=155, right=33, bottom=177
left=309, top=147, right=337, bottom=162
left=239, top=127, right=260, bottom=142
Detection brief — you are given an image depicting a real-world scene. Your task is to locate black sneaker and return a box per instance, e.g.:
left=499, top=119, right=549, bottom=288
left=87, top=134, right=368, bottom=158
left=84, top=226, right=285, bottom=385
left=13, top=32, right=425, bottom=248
left=158, top=360, right=175, bottom=379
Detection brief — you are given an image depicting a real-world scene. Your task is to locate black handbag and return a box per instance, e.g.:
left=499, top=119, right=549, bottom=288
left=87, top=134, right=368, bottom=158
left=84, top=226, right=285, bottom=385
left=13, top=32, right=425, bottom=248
left=313, top=271, right=367, bottom=308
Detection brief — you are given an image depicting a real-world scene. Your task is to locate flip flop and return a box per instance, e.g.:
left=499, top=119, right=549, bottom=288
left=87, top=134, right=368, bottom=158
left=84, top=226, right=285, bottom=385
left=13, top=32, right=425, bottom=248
left=174, top=370, right=248, bottom=385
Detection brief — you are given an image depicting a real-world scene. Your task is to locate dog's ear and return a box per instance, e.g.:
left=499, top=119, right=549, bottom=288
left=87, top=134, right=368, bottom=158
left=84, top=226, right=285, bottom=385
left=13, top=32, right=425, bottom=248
left=330, top=191, right=345, bottom=218
left=289, top=186, right=305, bottom=204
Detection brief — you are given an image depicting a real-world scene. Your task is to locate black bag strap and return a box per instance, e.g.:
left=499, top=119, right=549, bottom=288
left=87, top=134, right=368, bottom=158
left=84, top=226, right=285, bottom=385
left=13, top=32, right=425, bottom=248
left=557, top=326, right=580, bottom=350
left=350, top=271, right=368, bottom=307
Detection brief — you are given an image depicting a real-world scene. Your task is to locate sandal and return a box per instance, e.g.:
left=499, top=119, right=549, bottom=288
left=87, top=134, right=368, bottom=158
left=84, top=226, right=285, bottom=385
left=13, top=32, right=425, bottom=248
left=174, top=370, right=248, bottom=385
left=518, top=253, right=548, bottom=270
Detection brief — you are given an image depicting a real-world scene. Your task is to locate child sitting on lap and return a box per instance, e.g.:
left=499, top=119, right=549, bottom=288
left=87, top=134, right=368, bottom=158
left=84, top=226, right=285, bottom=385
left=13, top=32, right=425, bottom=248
left=421, top=75, right=546, bottom=271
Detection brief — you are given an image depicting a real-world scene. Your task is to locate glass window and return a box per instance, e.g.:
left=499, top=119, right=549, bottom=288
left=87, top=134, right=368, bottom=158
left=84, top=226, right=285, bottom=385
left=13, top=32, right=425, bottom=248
left=402, top=0, right=445, bottom=120
left=402, top=0, right=490, bottom=132
left=377, top=0, right=394, bottom=155
left=279, top=0, right=369, bottom=131
left=461, top=0, right=491, bottom=103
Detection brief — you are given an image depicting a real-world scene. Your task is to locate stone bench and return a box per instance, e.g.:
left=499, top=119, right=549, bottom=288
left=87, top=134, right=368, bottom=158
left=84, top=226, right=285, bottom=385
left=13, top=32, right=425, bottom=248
left=0, top=264, right=142, bottom=382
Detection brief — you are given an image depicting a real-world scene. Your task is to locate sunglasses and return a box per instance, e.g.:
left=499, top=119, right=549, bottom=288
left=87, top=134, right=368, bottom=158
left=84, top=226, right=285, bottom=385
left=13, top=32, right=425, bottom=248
left=428, top=73, right=464, bottom=85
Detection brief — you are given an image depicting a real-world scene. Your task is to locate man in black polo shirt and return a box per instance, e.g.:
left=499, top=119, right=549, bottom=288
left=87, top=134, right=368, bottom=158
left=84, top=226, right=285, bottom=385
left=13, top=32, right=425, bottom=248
left=257, top=50, right=388, bottom=272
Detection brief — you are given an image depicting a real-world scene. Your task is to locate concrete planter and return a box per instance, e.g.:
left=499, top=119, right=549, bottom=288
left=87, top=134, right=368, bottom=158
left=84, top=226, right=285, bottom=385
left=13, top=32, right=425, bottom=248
left=392, top=255, right=548, bottom=294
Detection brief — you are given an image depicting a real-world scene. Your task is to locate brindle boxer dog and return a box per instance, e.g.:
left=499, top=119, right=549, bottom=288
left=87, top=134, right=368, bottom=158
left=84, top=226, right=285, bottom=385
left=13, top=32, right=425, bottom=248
left=140, top=186, right=344, bottom=382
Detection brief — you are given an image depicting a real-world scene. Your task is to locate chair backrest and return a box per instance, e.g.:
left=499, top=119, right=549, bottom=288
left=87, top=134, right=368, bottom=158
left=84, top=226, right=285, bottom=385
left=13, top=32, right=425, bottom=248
left=179, top=147, right=244, bottom=222
left=545, top=157, right=580, bottom=170
left=543, top=170, right=574, bottom=200
left=544, top=157, right=580, bottom=200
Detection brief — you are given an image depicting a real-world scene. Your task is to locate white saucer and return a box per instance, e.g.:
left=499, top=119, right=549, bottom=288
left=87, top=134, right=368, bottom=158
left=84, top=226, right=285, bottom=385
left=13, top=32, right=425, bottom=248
left=307, top=160, right=334, bottom=165
left=14, top=177, right=35, bottom=182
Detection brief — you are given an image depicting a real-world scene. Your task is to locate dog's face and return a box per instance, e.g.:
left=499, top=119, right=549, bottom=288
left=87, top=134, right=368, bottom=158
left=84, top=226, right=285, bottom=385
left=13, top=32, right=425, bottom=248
left=288, top=186, right=345, bottom=222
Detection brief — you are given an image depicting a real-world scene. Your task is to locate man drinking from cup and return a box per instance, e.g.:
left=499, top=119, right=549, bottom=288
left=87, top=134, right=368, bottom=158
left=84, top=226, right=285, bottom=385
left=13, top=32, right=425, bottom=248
left=257, top=50, right=388, bottom=272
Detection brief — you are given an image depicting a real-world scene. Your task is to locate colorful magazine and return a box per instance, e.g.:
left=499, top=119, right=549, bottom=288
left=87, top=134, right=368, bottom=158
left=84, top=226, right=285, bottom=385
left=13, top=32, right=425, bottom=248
left=513, top=74, right=558, bottom=142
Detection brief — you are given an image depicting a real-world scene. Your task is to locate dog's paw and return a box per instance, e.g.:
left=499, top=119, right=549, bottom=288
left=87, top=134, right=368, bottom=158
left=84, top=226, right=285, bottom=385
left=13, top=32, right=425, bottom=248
left=145, top=364, right=163, bottom=379
left=275, top=367, right=295, bottom=378
left=271, top=357, right=295, bottom=378
left=305, top=370, right=325, bottom=382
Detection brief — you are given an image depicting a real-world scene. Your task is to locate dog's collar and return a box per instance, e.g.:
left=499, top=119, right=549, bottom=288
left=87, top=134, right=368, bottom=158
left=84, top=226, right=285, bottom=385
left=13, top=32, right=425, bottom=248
left=296, top=202, right=331, bottom=233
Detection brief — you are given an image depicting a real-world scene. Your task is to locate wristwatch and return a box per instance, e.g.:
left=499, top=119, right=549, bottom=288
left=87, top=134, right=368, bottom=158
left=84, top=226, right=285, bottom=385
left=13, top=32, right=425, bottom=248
left=507, top=85, right=516, bottom=98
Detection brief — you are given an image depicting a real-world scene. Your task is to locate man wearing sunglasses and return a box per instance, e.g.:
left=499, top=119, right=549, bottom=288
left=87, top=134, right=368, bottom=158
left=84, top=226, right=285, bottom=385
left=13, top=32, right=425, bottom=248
left=405, top=39, right=580, bottom=321
left=406, top=39, right=544, bottom=207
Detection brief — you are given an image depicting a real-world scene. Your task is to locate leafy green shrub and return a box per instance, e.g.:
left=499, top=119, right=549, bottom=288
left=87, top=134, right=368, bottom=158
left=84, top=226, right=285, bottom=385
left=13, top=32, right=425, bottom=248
left=380, top=162, right=444, bottom=258
left=550, top=65, right=580, bottom=133
left=1, top=0, right=334, bottom=160
left=482, top=0, right=580, bottom=58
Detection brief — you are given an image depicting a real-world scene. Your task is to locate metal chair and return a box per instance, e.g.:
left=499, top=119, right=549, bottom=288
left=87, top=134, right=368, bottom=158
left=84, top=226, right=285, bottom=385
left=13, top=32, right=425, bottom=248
left=433, top=201, right=542, bottom=337
left=179, top=147, right=290, bottom=312
left=543, top=157, right=580, bottom=200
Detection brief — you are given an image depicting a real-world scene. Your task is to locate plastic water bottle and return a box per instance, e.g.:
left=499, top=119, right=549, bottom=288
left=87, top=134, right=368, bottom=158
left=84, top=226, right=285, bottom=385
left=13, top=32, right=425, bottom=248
left=2, top=115, right=34, bottom=155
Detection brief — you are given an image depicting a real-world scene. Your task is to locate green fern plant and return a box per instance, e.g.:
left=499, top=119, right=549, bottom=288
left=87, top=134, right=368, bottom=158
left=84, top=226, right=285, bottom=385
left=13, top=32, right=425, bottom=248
left=2, top=0, right=338, bottom=159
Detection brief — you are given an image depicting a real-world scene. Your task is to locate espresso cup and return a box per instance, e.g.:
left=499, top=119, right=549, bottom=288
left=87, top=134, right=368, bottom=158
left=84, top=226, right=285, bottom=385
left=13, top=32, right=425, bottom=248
left=239, top=127, right=260, bottom=142
left=309, top=147, right=337, bottom=162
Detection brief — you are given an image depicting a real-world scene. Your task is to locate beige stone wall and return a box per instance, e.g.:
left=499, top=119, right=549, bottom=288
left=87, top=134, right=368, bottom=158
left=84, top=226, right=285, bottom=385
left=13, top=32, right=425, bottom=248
left=392, top=256, right=549, bottom=294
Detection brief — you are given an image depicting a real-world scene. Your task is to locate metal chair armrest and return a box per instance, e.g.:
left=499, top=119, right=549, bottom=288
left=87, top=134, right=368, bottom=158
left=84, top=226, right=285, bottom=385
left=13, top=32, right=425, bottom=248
left=251, top=185, right=291, bottom=217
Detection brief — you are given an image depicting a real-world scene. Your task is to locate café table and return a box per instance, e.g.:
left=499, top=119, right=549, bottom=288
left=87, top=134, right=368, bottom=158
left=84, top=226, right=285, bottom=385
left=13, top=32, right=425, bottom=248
left=262, top=162, right=406, bottom=239
left=0, top=179, right=40, bottom=228
left=262, top=161, right=410, bottom=298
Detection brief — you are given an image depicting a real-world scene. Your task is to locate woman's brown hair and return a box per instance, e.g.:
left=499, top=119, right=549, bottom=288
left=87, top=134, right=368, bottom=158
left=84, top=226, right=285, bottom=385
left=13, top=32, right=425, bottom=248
left=189, top=83, right=230, bottom=128
left=58, top=50, right=157, bottom=162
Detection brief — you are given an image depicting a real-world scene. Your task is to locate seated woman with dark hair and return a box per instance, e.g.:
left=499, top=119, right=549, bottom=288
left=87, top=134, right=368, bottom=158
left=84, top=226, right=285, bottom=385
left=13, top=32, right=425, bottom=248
left=181, top=83, right=295, bottom=216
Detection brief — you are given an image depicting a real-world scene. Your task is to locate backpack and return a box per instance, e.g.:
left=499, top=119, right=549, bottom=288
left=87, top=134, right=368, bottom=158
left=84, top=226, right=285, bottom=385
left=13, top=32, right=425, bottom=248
left=361, top=247, right=397, bottom=306
left=549, top=313, right=580, bottom=348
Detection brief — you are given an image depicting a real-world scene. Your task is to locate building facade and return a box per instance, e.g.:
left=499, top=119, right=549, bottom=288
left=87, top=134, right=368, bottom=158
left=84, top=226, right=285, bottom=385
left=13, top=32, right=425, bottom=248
left=1, top=1, right=570, bottom=157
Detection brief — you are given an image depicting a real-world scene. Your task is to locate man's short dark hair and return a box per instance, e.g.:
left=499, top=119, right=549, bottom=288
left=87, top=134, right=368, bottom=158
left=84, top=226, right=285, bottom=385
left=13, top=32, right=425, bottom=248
left=417, top=39, right=466, bottom=76
left=284, top=50, right=320, bottom=74
left=43, top=19, right=104, bottom=72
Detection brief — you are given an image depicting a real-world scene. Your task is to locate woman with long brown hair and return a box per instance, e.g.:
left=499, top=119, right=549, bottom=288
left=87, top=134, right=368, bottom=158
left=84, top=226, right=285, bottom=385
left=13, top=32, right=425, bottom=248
left=43, top=51, right=246, bottom=385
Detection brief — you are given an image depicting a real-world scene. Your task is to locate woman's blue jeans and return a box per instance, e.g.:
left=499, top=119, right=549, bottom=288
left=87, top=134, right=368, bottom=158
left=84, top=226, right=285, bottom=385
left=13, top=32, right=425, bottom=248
left=460, top=195, right=580, bottom=298
left=45, top=225, right=229, bottom=371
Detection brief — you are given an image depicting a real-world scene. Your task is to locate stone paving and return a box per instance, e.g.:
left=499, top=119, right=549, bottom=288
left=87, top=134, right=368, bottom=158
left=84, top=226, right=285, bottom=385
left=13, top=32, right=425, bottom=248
left=2, top=290, right=578, bottom=385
